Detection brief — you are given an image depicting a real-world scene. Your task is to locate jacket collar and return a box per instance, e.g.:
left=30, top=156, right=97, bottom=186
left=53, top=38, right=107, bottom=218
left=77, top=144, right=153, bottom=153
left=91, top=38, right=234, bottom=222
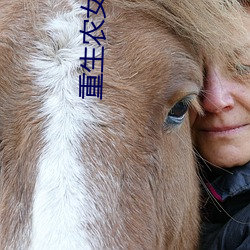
left=201, top=161, right=250, bottom=202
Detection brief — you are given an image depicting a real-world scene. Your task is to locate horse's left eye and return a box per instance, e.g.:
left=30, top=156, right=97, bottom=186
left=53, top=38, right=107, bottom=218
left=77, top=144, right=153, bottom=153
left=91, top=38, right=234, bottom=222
left=166, top=98, right=190, bottom=126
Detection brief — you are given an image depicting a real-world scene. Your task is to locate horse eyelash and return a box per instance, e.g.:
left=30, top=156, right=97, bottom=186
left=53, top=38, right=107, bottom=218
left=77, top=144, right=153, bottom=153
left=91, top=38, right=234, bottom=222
left=187, top=95, right=203, bottom=116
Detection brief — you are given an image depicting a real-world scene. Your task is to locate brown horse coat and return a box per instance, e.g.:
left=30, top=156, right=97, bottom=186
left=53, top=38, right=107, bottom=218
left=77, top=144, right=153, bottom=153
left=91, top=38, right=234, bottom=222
left=0, top=0, right=246, bottom=249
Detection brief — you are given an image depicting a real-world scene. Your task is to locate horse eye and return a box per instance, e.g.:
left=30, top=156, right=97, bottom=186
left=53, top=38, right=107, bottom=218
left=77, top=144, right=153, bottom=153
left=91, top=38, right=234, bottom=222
left=166, top=98, right=189, bottom=126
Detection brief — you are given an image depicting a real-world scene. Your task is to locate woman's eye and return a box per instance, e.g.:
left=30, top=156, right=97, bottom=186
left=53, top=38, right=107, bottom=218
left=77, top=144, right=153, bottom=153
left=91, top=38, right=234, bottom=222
left=165, top=98, right=190, bottom=126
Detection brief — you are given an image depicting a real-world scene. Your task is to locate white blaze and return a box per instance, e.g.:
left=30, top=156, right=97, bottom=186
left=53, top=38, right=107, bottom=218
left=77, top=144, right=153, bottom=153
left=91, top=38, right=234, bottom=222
left=30, top=1, right=103, bottom=249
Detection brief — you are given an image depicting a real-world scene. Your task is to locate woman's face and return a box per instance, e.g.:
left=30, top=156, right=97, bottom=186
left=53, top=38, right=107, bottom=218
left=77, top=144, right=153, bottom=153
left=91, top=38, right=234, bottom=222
left=191, top=8, right=250, bottom=168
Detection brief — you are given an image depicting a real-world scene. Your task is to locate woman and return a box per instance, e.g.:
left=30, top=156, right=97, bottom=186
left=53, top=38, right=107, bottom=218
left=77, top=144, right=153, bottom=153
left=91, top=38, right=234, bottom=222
left=191, top=3, right=250, bottom=250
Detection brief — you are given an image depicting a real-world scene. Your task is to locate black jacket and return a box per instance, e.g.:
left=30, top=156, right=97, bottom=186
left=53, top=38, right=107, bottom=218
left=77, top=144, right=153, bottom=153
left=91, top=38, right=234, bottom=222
left=199, top=162, right=250, bottom=250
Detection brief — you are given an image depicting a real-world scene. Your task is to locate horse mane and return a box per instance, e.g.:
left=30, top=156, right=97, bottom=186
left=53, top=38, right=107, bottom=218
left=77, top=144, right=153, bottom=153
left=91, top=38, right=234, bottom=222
left=108, top=0, right=246, bottom=70
left=22, top=0, right=246, bottom=69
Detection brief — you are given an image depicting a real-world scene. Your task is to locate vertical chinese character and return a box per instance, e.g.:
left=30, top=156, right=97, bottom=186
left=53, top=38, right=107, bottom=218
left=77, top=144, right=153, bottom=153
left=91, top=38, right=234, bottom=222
left=79, top=73, right=103, bottom=100
left=81, top=0, right=106, bottom=19
left=79, top=0, right=106, bottom=100
left=79, top=46, right=104, bottom=73
left=80, top=19, right=106, bottom=45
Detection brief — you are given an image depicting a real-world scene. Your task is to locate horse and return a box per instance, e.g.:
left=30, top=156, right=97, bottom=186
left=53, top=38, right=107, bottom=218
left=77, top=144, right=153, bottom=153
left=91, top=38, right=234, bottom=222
left=0, top=0, right=245, bottom=249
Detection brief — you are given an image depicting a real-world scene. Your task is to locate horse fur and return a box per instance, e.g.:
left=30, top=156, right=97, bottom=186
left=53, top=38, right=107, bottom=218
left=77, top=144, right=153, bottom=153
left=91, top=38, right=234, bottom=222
left=0, top=0, right=246, bottom=249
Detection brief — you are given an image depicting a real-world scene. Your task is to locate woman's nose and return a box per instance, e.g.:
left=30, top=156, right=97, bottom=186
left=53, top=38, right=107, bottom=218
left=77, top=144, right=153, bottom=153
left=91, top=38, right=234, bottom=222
left=201, top=66, right=235, bottom=113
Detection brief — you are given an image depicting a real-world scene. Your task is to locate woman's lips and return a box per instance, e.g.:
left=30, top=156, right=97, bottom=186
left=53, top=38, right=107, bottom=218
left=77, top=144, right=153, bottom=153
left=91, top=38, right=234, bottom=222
left=200, top=124, right=249, bottom=136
